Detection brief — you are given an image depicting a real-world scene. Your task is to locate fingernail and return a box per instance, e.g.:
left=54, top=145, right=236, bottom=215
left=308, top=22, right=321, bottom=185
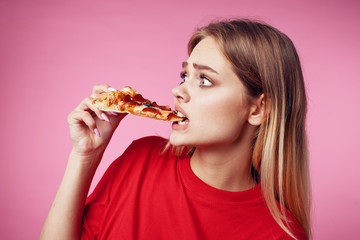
left=108, top=87, right=117, bottom=92
left=94, top=128, right=101, bottom=137
left=101, top=113, right=110, bottom=122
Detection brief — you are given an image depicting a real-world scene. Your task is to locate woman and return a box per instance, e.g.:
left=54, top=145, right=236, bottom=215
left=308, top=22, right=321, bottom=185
left=41, top=19, right=311, bottom=239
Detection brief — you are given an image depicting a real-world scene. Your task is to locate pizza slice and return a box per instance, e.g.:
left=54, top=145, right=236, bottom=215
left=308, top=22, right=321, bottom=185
left=92, top=86, right=185, bottom=122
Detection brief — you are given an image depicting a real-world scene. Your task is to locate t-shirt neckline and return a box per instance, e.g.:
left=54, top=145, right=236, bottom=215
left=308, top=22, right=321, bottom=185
left=178, top=156, right=263, bottom=206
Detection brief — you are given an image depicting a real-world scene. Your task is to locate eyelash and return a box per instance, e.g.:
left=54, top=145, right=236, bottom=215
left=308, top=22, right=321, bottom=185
left=180, top=71, right=213, bottom=87
left=180, top=71, right=187, bottom=83
left=199, top=74, right=212, bottom=87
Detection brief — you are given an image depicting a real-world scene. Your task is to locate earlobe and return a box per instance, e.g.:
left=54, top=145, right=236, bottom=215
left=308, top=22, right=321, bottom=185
left=248, top=94, right=266, bottom=126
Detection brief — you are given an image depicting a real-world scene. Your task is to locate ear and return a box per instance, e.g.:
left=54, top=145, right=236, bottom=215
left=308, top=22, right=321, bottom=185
left=248, top=94, right=265, bottom=126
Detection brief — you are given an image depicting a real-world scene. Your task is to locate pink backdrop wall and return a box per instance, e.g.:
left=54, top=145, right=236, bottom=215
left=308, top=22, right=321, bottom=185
left=1, top=0, right=359, bottom=239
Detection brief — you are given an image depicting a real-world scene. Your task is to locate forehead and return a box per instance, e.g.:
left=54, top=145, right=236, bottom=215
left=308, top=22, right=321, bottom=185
left=187, top=37, right=231, bottom=72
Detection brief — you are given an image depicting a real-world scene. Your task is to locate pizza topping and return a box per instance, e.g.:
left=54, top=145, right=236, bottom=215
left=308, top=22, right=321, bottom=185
left=174, top=111, right=188, bottom=124
left=167, top=112, right=179, bottom=121
left=127, top=102, right=142, bottom=107
left=143, top=107, right=161, bottom=115
left=133, top=94, right=151, bottom=104
left=144, top=103, right=154, bottom=107
left=92, top=86, right=185, bottom=122
left=123, top=95, right=132, bottom=103
left=158, top=105, right=171, bottom=111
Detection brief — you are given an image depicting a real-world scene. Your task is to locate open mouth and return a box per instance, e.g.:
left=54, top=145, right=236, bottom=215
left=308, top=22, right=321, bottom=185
left=176, top=117, right=189, bottom=125
left=174, top=111, right=189, bottom=125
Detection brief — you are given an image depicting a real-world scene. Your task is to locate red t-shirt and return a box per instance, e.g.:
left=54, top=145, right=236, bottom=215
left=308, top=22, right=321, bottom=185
left=81, top=136, right=306, bottom=240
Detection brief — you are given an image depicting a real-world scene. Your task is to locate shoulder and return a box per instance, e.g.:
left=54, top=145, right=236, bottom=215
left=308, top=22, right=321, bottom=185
left=254, top=185, right=307, bottom=239
left=131, top=135, right=168, bottom=147
left=104, top=136, right=171, bottom=185
left=129, top=135, right=168, bottom=153
left=284, top=211, right=307, bottom=240
left=273, top=207, right=307, bottom=240
left=120, top=135, right=169, bottom=161
left=258, top=211, right=307, bottom=240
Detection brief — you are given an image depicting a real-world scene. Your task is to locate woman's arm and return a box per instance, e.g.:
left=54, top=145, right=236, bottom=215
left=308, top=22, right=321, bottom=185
left=40, top=85, right=126, bottom=240
left=40, top=151, right=102, bottom=240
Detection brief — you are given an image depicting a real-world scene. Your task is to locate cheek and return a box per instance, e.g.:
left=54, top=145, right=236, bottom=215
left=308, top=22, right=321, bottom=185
left=200, top=92, right=248, bottom=120
left=194, top=96, right=249, bottom=135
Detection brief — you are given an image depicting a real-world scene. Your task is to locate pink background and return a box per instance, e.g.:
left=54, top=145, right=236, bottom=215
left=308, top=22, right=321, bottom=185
left=0, top=0, right=359, bottom=239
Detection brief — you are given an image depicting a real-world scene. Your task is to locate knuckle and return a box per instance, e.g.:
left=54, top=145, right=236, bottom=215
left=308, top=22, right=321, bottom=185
left=67, top=110, right=77, bottom=120
left=82, top=97, right=94, bottom=105
left=81, top=111, right=90, bottom=119
left=93, top=84, right=112, bottom=95
left=67, top=113, right=73, bottom=123
left=93, top=84, right=110, bottom=93
left=86, top=96, right=94, bottom=102
left=92, top=85, right=100, bottom=92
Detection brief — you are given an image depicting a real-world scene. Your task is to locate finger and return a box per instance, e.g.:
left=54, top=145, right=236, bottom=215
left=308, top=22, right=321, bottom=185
left=91, top=84, right=112, bottom=96
left=111, top=112, right=128, bottom=127
left=101, top=111, right=127, bottom=126
left=108, top=87, right=117, bottom=92
left=68, top=110, right=97, bottom=132
left=91, top=85, right=119, bottom=98
left=109, top=111, right=119, bottom=116
left=76, top=97, right=107, bottom=122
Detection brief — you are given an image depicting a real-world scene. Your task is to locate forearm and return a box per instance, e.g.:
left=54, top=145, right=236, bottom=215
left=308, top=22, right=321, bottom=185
left=40, top=150, right=103, bottom=240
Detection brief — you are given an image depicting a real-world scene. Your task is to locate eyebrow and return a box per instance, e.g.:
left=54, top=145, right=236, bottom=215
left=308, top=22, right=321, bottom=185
left=182, top=61, right=219, bottom=74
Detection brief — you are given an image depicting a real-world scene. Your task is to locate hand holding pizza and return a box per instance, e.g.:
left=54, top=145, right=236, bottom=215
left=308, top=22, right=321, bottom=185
left=67, top=85, right=127, bottom=158
left=67, top=84, right=184, bottom=162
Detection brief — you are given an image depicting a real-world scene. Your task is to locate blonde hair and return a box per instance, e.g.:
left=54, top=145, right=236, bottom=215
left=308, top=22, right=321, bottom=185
left=168, top=19, right=311, bottom=239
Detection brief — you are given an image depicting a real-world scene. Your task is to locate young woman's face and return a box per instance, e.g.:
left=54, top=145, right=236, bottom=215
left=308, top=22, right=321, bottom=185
left=170, top=37, right=253, bottom=148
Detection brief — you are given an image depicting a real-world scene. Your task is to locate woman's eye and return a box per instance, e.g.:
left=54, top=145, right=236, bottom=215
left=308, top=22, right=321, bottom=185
left=180, top=71, right=188, bottom=84
left=200, top=75, right=212, bottom=87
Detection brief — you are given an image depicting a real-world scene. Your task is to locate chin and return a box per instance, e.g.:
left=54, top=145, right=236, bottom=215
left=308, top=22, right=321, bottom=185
left=169, top=133, right=190, bottom=147
left=169, top=134, right=182, bottom=146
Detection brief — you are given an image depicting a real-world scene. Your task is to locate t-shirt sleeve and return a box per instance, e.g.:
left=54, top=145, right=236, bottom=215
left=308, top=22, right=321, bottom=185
left=80, top=136, right=167, bottom=239
left=280, top=213, right=308, bottom=240
left=80, top=140, right=139, bottom=239
left=80, top=155, right=123, bottom=239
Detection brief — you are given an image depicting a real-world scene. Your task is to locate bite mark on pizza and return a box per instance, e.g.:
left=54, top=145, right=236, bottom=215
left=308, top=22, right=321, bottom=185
left=92, top=86, right=185, bottom=122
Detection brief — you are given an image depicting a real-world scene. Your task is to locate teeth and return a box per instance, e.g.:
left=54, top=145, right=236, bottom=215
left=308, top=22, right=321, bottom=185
left=177, top=121, right=187, bottom=125
left=177, top=112, right=185, bottom=118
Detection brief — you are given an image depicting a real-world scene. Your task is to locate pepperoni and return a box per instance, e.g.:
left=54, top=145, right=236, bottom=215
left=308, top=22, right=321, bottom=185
left=143, top=107, right=161, bottom=115
left=159, top=105, right=171, bottom=111
left=128, top=102, right=142, bottom=107
left=167, top=112, right=178, bottom=120
left=152, top=101, right=171, bottom=111
left=133, top=94, right=151, bottom=104
left=123, top=95, right=132, bottom=102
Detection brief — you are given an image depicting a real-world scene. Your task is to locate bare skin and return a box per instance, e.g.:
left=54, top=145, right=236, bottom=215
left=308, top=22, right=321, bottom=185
left=40, top=85, right=126, bottom=240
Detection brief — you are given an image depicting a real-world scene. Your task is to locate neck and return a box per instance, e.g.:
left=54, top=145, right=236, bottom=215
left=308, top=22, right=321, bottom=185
left=190, top=130, right=256, bottom=192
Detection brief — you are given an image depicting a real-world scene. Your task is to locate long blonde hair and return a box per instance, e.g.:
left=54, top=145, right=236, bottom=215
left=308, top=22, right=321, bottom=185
left=169, top=19, right=311, bottom=239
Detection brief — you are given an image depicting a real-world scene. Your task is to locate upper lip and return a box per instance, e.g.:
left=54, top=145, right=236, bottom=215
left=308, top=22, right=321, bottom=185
left=174, top=105, right=188, bottom=119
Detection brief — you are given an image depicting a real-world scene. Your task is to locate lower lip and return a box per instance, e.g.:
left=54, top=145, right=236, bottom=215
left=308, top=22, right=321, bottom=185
left=172, top=119, right=190, bottom=131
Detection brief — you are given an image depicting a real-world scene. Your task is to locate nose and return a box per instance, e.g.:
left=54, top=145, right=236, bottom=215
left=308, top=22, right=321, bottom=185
left=172, top=84, right=190, bottom=103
